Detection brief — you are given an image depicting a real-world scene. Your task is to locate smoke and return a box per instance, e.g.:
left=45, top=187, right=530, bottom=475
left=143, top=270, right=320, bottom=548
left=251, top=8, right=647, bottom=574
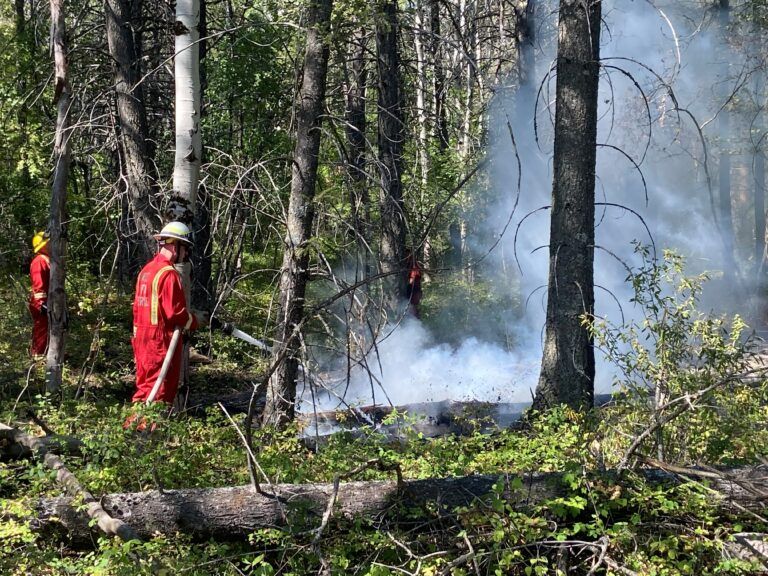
left=487, top=0, right=763, bottom=393
left=299, top=319, right=539, bottom=411
left=304, top=0, right=762, bottom=411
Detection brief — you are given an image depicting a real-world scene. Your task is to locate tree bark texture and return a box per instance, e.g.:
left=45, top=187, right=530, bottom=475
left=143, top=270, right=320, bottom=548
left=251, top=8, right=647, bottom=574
left=262, top=0, right=333, bottom=428
left=33, top=466, right=768, bottom=545
left=534, top=0, right=601, bottom=412
left=34, top=473, right=556, bottom=544
left=169, top=0, right=201, bottom=222
left=106, top=0, right=161, bottom=272
left=376, top=0, right=408, bottom=314
left=45, top=0, right=72, bottom=394
left=192, top=0, right=213, bottom=311
left=345, top=25, right=370, bottom=280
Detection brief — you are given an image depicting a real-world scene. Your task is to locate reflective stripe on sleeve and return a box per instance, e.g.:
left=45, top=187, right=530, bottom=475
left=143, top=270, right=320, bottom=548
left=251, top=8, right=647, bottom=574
left=33, top=292, right=47, bottom=299
left=150, top=266, right=176, bottom=325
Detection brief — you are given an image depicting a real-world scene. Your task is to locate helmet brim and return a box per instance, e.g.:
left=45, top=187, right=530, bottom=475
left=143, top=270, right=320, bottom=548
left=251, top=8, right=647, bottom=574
left=33, top=239, right=49, bottom=253
left=153, top=233, right=193, bottom=246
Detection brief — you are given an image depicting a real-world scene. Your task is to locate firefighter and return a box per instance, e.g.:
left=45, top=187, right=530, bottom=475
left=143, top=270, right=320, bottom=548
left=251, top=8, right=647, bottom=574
left=29, top=231, right=51, bottom=358
left=404, top=249, right=423, bottom=319
left=130, top=221, right=207, bottom=407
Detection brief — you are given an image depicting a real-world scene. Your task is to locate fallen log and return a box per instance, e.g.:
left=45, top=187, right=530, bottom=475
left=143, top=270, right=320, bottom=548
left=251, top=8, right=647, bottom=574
left=0, top=426, right=83, bottom=460
left=34, top=465, right=768, bottom=545
left=35, top=472, right=551, bottom=544
left=2, top=424, right=140, bottom=542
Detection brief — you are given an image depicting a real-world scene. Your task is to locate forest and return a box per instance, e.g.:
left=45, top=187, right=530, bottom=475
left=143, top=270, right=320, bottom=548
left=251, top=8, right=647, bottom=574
left=2, top=0, right=768, bottom=573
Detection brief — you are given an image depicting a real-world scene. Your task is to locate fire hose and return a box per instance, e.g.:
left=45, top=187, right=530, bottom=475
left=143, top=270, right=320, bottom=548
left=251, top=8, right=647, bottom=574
left=145, top=327, right=181, bottom=405
left=145, top=319, right=311, bottom=406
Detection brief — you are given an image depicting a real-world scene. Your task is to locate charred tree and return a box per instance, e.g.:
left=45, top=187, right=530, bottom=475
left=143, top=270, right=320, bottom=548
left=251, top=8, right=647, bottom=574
left=376, top=0, right=408, bottom=314
left=45, top=0, right=72, bottom=395
left=533, top=0, right=601, bottom=412
left=106, top=0, right=161, bottom=275
left=262, top=0, right=334, bottom=427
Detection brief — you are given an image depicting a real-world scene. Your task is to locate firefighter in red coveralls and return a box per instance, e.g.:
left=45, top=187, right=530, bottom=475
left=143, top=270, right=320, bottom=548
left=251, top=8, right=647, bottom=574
left=29, top=231, right=51, bottom=357
left=404, top=249, right=423, bottom=319
left=130, top=221, right=206, bottom=406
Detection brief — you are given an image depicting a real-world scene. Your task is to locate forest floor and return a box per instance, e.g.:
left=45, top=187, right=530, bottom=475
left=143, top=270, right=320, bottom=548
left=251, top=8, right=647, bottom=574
left=2, top=285, right=768, bottom=574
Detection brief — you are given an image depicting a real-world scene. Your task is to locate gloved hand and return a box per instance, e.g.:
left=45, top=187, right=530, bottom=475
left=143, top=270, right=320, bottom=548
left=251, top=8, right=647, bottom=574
left=209, top=316, right=222, bottom=331
left=41, top=303, right=48, bottom=314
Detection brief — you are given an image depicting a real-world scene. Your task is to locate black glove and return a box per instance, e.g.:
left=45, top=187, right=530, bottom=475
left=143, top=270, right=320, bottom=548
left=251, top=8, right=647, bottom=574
left=209, top=316, right=222, bottom=331
left=41, top=303, right=48, bottom=314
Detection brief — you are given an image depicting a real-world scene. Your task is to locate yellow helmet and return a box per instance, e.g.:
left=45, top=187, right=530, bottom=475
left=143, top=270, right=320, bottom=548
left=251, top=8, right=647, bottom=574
left=32, top=230, right=49, bottom=253
left=153, top=221, right=193, bottom=246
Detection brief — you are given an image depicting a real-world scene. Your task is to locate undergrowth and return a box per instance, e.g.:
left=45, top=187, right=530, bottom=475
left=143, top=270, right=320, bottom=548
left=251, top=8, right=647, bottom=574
left=1, top=249, right=767, bottom=574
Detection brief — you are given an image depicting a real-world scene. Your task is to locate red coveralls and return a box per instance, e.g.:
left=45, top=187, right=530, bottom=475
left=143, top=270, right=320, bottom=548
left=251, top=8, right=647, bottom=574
left=131, top=253, right=198, bottom=404
left=28, top=253, right=50, bottom=355
left=406, top=256, right=422, bottom=318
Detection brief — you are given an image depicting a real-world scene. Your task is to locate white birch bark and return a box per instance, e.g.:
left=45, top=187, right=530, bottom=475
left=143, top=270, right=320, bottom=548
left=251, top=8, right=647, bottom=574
left=170, top=0, right=201, bottom=220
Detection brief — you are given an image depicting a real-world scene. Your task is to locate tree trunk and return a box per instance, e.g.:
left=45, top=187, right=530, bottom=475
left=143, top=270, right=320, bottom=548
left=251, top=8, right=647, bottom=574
left=262, top=0, right=334, bottom=427
left=534, top=0, right=601, bottom=412
left=34, top=474, right=531, bottom=544
left=345, top=25, right=370, bottom=281
left=717, top=0, right=737, bottom=284
left=515, top=0, right=536, bottom=131
left=34, top=466, right=768, bottom=545
left=192, top=0, right=213, bottom=311
left=169, top=0, right=201, bottom=222
left=377, top=0, right=408, bottom=314
left=755, top=82, right=766, bottom=329
left=45, top=0, right=72, bottom=395
left=429, top=0, right=449, bottom=150
left=414, top=3, right=430, bottom=191
left=168, top=0, right=202, bottom=389
left=105, top=0, right=161, bottom=275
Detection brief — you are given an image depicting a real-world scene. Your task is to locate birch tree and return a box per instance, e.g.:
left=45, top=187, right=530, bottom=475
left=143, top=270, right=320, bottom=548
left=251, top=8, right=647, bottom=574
left=169, top=0, right=201, bottom=223
left=262, top=0, right=334, bottom=427
left=533, top=0, right=601, bottom=412
left=45, top=0, right=72, bottom=394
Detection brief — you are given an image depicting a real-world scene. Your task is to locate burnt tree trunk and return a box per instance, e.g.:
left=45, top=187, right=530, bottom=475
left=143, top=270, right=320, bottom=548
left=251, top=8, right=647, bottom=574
left=106, top=0, right=161, bottom=276
left=45, top=0, right=72, bottom=395
left=376, top=0, right=408, bottom=315
left=262, top=0, right=334, bottom=427
left=533, top=0, right=601, bottom=412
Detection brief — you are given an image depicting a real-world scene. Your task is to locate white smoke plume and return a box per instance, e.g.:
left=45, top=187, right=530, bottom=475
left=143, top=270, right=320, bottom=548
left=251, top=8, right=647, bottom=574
left=304, top=0, right=761, bottom=411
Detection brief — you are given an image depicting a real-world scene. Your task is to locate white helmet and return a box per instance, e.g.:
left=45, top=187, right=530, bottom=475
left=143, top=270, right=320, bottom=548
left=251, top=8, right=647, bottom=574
left=153, top=221, right=193, bottom=246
